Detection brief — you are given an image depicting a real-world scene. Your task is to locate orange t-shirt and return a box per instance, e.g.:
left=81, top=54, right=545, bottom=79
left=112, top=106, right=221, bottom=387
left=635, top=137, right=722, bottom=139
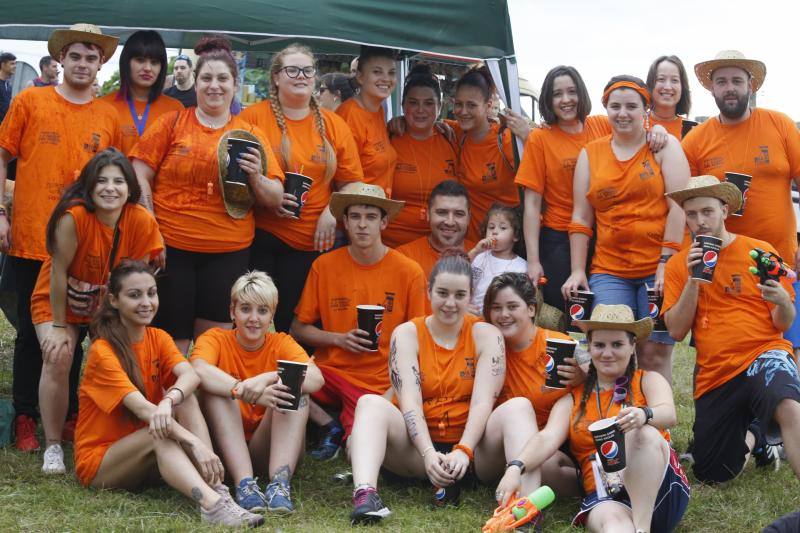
left=335, top=98, right=397, bottom=195
left=240, top=102, right=363, bottom=250
left=585, top=139, right=668, bottom=278
left=129, top=109, right=283, bottom=253
left=498, top=328, right=573, bottom=428
left=662, top=234, right=794, bottom=399
left=0, top=86, right=120, bottom=261
left=515, top=116, right=611, bottom=231
left=100, top=91, right=183, bottom=156
left=190, top=327, right=310, bottom=440
left=681, top=108, right=800, bottom=262
left=30, top=203, right=164, bottom=325
left=294, top=247, right=427, bottom=393
left=569, top=370, right=669, bottom=493
left=74, top=327, right=185, bottom=486
left=383, top=131, right=458, bottom=247
left=649, top=115, right=686, bottom=140
left=413, top=314, right=480, bottom=443
left=456, top=122, right=519, bottom=241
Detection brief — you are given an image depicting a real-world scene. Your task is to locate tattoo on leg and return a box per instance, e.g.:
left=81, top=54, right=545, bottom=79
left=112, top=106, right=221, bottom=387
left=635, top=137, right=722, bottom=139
left=389, top=339, right=402, bottom=391
left=402, top=410, right=419, bottom=441
left=273, top=464, right=292, bottom=483
left=191, top=487, right=203, bottom=502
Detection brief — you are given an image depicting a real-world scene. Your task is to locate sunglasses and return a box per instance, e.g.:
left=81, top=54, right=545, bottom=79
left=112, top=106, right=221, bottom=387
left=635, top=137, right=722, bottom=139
left=280, top=65, right=316, bottom=79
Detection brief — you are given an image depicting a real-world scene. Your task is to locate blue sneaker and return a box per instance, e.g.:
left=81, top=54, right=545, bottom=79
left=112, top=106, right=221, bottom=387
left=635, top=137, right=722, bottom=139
left=235, top=477, right=267, bottom=512
left=311, top=422, right=343, bottom=461
left=265, top=480, right=294, bottom=514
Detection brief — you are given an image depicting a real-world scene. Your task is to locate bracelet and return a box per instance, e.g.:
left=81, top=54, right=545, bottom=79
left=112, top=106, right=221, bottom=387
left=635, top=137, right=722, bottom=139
left=51, top=324, right=66, bottom=329
left=420, top=445, right=435, bottom=458
left=505, top=459, right=526, bottom=474
left=659, top=254, right=673, bottom=264
left=639, top=406, right=654, bottom=424
left=231, top=380, right=242, bottom=400
left=167, top=387, right=184, bottom=405
left=453, top=443, right=474, bottom=462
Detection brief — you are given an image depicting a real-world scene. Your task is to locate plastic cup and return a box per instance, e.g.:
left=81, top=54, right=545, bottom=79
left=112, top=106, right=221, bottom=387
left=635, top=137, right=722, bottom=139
left=283, top=172, right=313, bottom=219
left=588, top=417, right=626, bottom=472
left=565, top=290, right=594, bottom=333
left=680, top=119, right=698, bottom=138
left=646, top=285, right=667, bottom=333
left=226, top=137, right=260, bottom=185
left=692, top=235, right=722, bottom=284
left=356, top=305, right=384, bottom=351
left=724, top=172, right=751, bottom=216
left=276, top=360, right=308, bottom=411
left=544, top=338, right=578, bottom=389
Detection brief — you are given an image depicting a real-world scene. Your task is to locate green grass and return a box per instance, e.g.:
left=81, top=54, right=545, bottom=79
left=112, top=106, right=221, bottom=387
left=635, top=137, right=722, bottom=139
left=0, top=318, right=799, bottom=532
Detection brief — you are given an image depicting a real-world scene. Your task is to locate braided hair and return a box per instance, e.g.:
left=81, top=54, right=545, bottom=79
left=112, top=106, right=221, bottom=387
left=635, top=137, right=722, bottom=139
left=269, top=44, right=337, bottom=183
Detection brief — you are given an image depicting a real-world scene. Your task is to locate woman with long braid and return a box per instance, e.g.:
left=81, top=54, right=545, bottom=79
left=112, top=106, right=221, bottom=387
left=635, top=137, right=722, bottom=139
left=241, top=44, right=363, bottom=333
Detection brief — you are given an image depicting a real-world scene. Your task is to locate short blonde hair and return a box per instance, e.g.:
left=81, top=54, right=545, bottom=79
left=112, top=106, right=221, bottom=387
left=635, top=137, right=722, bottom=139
left=230, top=270, right=278, bottom=311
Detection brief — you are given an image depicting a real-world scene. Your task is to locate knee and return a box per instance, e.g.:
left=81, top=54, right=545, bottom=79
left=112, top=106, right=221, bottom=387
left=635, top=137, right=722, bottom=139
left=493, top=397, right=536, bottom=426
left=774, top=398, right=800, bottom=427
left=42, top=356, right=72, bottom=379
left=625, top=424, right=662, bottom=452
left=354, top=394, right=389, bottom=417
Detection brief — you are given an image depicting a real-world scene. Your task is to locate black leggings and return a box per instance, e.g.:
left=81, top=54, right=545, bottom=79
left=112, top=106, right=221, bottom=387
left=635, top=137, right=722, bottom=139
left=250, top=230, right=319, bottom=333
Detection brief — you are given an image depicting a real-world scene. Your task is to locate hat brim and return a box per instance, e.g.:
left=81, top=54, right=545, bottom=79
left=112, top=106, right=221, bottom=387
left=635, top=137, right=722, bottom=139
left=666, top=181, right=743, bottom=213
left=329, top=192, right=404, bottom=222
left=575, top=317, right=653, bottom=340
left=217, top=130, right=263, bottom=219
left=48, top=29, right=118, bottom=64
left=695, top=58, right=766, bottom=92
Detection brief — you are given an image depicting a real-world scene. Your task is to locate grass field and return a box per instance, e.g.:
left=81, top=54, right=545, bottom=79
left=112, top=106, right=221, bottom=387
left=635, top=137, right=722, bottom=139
left=0, top=318, right=798, bottom=532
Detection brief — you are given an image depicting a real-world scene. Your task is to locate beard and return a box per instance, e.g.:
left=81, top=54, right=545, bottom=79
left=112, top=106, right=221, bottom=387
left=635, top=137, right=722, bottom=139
left=714, top=91, right=750, bottom=120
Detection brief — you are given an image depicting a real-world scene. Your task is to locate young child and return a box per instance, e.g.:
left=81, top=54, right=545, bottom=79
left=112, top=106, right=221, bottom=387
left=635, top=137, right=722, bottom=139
left=468, top=204, right=527, bottom=311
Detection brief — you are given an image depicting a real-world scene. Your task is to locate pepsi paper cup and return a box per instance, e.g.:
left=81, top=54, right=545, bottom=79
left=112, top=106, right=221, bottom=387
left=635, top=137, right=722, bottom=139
left=284, top=172, right=313, bottom=219
left=277, top=360, right=308, bottom=411
left=724, top=172, right=751, bottom=216
left=565, top=290, right=594, bottom=333
left=691, top=235, right=722, bottom=284
left=544, top=338, right=578, bottom=389
left=646, top=285, right=667, bottom=333
left=588, top=417, right=626, bottom=472
left=226, top=137, right=261, bottom=185
left=680, top=119, right=698, bottom=138
left=356, top=305, right=384, bottom=352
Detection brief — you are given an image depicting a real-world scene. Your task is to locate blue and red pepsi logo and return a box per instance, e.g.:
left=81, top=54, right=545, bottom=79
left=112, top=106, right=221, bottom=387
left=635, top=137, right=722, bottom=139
left=600, top=440, right=619, bottom=459
left=569, top=304, right=585, bottom=320
left=545, top=355, right=555, bottom=374
left=300, top=190, right=309, bottom=205
left=648, top=302, right=659, bottom=319
left=375, top=320, right=383, bottom=337
left=433, top=487, right=446, bottom=501
left=703, top=250, right=718, bottom=268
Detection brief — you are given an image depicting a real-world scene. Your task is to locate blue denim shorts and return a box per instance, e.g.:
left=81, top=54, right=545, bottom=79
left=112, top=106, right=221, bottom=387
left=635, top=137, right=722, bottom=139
left=588, top=273, right=674, bottom=345
left=784, top=281, right=800, bottom=349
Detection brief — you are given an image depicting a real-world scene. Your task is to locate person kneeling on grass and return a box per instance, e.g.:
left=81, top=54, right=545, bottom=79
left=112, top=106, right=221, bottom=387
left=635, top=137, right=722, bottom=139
left=191, top=270, right=323, bottom=514
left=74, top=260, right=263, bottom=527
left=495, top=304, right=690, bottom=533
left=347, top=254, right=507, bottom=524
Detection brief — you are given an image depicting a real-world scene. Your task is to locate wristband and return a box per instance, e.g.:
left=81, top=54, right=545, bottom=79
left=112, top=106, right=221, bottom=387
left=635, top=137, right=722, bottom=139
left=505, top=459, right=526, bottom=474
left=639, top=405, right=654, bottom=424
left=231, top=380, right=242, bottom=400
left=51, top=324, right=66, bottom=329
left=167, top=387, right=184, bottom=405
left=659, top=254, right=672, bottom=264
left=453, top=443, right=474, bottom=462
left=420, top=445, right=435, bottom=458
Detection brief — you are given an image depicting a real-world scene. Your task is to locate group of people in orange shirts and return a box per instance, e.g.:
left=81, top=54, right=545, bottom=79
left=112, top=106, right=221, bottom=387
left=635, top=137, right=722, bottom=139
left=2, top=20, right=800, bottom=531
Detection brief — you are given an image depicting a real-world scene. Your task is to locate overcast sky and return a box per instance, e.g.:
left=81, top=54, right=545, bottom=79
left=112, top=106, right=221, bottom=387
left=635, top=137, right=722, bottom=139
left=508, top=0, right=800, bottom=121
left=3, top=1, right=798, bottom=121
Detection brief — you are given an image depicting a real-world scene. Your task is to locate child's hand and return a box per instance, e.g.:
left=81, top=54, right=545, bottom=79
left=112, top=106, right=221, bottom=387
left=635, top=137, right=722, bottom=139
left=468, top=237, right=495, bottom=261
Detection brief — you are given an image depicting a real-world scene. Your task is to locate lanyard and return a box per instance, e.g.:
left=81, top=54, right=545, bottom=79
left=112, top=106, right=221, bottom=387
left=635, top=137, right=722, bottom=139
left=595, top=376, right=629, bottom=418
left=127, top=98, right=151, bottom=137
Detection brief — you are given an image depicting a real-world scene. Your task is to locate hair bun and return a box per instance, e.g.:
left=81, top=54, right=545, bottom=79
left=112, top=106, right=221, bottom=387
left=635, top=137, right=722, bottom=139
left=409, top=63, right=434, bottom=77
left=194, top=36, right=233, bottom=56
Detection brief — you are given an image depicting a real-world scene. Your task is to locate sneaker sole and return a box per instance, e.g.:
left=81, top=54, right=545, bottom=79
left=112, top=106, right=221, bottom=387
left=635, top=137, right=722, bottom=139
left=350, top=508, right=391, bottom=524
left=311, top=446, right=341, bottom=461
left=267, top=506, right=295, bottom=514
left=42, top=466, right=66, bottom=475
left=242, top=505, right=266, bottom=513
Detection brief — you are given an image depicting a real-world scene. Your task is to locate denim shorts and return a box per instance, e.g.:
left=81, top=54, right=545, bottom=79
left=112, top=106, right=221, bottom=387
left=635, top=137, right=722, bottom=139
left=784, top=281, right=800, bottom=349
left=588, top=273, right=674, bottom=345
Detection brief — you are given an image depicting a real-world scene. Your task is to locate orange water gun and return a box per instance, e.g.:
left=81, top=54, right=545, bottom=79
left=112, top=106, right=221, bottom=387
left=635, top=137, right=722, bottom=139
left=482, top=486, right=555, bottom=533
left=748, top=248, right=797, bottom=285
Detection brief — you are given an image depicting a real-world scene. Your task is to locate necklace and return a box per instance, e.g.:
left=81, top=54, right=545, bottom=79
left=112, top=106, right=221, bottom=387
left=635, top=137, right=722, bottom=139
left=195, top=108, right=229, bottom=129
left=407, top=132, right=435, bottom=221
left=650, top=109, right=678, bottom=121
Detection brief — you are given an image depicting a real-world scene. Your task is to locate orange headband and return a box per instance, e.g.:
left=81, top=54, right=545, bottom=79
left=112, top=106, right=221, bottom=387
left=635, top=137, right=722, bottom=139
left=601, top=81, right=651, bottom=107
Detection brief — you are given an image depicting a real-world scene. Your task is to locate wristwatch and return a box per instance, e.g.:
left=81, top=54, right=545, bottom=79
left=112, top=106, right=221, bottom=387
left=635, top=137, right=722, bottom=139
left=639, top=406, right=654, bottom=424
left=505, top=459, right=526, bottom=474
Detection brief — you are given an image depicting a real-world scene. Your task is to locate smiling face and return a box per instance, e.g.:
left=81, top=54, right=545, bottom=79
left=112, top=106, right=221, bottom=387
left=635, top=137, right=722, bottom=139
left=588, top=329, right=634, bottom=381
left=429, top=271, right=471, bottom=326
left=274, top=52, right=315, bottom=105
left=711, top=66, right=751, bottom=120
left=356, top=56, right=397, bottom=103
left=605, top=88, right=646, bottom=135
left=231, top=298, right=273, bottom=347
left=130, top=56, right=162, bottom=91
left=110, top=272, right=159, bottom=329
left=652, top=60, right=682, bottom=113
left=403, top=85, right=440, bottom=136
left=488, top=286, right=535, bottom=343
left=453, top=85, right=492, bottom=132
left=551, top=74, right=580, bottom=124
left=91, top=164, right=129, bottom=213
left=428, top=194, right=469, bottom=250
left=343, top=204, right=387, bottom=250
left=60, top=42, right=103, bottom=90
left=195, top=59, right=236, bottom=114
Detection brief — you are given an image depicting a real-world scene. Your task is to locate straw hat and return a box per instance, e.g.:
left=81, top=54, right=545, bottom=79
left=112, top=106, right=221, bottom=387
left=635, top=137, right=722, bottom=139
left=216, top=130, right=263, bottom=219
left=48, top=23, right=118, bottom=63
left=329, top=182, right=404, bottom=221
left=576, top=304, right=653, bottom=339
left=695, top=50, right=766, bottom=92
left=665, top=175, right=743, bottom=213
left=534, top=288, right=567, bottom=332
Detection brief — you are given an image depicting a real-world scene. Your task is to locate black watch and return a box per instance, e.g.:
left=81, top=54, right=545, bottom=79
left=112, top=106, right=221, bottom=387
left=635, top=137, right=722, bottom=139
left=639, top=406, right=654, bottom=424
left=505, top=459, right=526, bottom=474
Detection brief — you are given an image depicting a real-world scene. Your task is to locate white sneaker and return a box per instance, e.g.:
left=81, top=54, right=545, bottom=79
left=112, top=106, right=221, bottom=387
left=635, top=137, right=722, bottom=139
left=42, top=443, right=66, bottom=475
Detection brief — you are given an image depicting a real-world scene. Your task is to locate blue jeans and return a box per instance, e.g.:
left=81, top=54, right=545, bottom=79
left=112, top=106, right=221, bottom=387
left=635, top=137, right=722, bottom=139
left=588, top=273, right=674, bottom=345
left=784, top=281, right=800, bottom=349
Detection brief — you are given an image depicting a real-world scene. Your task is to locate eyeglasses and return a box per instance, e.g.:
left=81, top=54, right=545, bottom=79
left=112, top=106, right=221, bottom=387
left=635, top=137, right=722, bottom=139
left=280, top=66, right=316, bottom=79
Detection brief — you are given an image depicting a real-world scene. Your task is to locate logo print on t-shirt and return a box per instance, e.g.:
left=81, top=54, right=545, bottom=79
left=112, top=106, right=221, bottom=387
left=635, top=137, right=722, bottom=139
left=754, top=145, right=770, bottom=166
left=460, top=357, right=476, bottom=379
left=724, top=274, right=743, bottom=295
left=702, top=251, right=718, bottom=267
left=481, top=162, right=498, bottom=183
left=384, top=292, right=395, bottom=312
left=638, top=159, right=655, bottom=180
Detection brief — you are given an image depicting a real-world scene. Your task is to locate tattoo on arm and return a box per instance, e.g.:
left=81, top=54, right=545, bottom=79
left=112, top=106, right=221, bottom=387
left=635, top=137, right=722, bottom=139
left=389, top=339, right=402, bottom=391
left=402, top=410, right=419, bottom=441
left=298, top=395, right=309, bottom=408
left=272, top=464, right=292, bottom=483
left=191, top=487, right=203, bottom=502
left=412, top=366, right=421, bottom=388
left=492, top=337, right=506, bottom=376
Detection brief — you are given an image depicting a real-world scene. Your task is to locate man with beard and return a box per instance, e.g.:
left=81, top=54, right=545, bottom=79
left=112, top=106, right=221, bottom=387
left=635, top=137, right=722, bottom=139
left=682, top=50, right=800, bottom=361
left=164, top=54, right=196, bottom=108
left=0, top=52, right=16, bottom=123
left=26, top=56, right=60, bottom=88
left=0, top=23, right=119, bottom=455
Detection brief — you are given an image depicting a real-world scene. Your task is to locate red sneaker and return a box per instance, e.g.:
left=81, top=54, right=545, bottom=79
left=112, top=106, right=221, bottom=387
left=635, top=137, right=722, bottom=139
left=61, top=414, right=78, bottom=442
left=14, top=415, right=40, bottom=452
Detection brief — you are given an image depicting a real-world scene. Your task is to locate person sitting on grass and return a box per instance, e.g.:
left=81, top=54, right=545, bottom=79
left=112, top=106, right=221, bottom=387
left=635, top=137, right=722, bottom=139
left=495, top=304, right=690, bottom=533
left=347, top=254, right=505, bottom=524
left=74, top=260, right=264, bottom=527
left=190, top=270, right=323, bottom=514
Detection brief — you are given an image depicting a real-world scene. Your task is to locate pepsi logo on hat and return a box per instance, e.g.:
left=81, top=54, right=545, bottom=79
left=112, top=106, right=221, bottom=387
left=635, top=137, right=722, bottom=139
left=703, top=250, right=718, bottom=268
left=601, top=440, right=619, bottom=459
left=569, top=304, right=585, bottom=320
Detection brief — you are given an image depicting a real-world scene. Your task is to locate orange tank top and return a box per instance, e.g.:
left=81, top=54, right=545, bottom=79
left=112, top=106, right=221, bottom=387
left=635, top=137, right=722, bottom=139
left=414, top=313, right=480, bottom=443
left=585, top=139, right=668, bottom=278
